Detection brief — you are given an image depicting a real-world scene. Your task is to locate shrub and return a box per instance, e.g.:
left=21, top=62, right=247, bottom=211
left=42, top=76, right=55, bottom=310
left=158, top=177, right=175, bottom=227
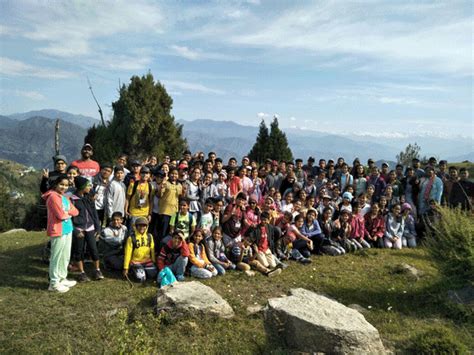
left=425, top=207, right=474, bottom=285
left=408, top=328, right=468, bottom=354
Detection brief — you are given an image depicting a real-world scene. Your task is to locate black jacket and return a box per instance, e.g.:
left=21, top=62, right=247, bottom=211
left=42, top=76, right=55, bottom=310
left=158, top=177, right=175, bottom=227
left=71, top=193, right=101, bottom=232
left=247, top=224, right=281, bottom=255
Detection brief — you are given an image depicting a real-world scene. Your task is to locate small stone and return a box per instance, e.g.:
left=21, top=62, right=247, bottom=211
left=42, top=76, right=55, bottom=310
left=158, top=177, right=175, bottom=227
left=247, top=305, right=264, bottom=315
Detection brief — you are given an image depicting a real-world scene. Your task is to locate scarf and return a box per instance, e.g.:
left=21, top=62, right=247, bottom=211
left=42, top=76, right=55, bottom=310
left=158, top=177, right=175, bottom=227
left=424, top=176, right=435, bottom=201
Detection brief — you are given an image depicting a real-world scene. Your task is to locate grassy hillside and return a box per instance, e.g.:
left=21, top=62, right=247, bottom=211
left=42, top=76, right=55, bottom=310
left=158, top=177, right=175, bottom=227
left=0, top=232, right=472, bottom=354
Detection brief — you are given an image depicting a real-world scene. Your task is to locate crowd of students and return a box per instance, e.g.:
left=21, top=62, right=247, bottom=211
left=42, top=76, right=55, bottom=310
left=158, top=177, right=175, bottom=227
left=41, top=143, right=473, bottom=293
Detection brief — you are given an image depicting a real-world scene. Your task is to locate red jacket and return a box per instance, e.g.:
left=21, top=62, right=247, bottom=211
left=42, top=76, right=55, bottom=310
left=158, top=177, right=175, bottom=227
left=350, top=214, right=367, bottom=239
left=157, top=239, right=190, bottom=270
left=42, top=190, right=79, bottom=237
left=364, top=213, right=385, bottom=239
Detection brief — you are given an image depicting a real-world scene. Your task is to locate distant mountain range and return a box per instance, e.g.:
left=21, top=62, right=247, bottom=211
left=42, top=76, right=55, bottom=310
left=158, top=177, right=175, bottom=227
left=0, top=110, right=471, bottom=168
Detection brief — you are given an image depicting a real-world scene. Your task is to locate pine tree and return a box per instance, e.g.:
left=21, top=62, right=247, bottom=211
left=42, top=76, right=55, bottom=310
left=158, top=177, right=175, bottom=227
left=248, top=119, right=270, bottom=163
left=396, top=143, right=422, bottom=167
left=85, top=73, right=187, bottom=163
left=268, top=116, right=293, bottom=162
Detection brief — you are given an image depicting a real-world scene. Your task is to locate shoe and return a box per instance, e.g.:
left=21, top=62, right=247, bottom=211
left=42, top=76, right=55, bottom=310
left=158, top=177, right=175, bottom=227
left=176, top=274, right=185, bottom=282
left=93, top=269, right=104, bottom=280
left=60, top=279, right=77, bottom=288
left=276, top=262, right=288, bottom=269
left=48, top=284, right=70, bottom=293
left=77, top=272, right=90, bottom=282
left=244, top=270, right=256, bottom=277
left=300, top=258, right=312, bottom=265
left=68, top=264, right=80, bottom=272
left=266, top=268, right=282, bottom=277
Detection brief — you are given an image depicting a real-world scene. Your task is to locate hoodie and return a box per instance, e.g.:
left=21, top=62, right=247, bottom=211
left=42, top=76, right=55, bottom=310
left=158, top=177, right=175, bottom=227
left=42, top=190, right=79, bottom=237
left=123, top=225, right=155, bottom=270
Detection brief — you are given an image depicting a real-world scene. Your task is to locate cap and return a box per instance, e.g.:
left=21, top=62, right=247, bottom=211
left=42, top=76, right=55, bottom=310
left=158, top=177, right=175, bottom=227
left=82, top=143, right=93, bottom=150
left=322, top=194, right=332, bottom=200
left=140, top=166, right=151, bottom=173
left=53, top=154, right=67, bottom=164
left=131, top=160, right=141, bottom=167
left=218, top=170, right=227, bottom=178
left=134, top=217, right=148, bottom=226
left=178, top=163, right=188, bottom=170
left=342, top=192, right=353, bottom=201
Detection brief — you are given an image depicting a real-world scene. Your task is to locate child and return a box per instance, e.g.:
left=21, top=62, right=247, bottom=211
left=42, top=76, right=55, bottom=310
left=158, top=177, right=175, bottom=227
left=281, top=192, right=294, bottom=213
left=169, top=199, right=197, bottom=241
left=157, top=167, right=184, bottom=242
left=188, top=229, right=218, bottom=279
left=319, top=207, right=345, bottom=256
left=66, top=165, right=79, bottom=197
left=206, top=226, right=236, bottom=275
left=300, top=208, right=324, bottom=253
left=384, top=204, right=404, bottom=249
left=99, top=211, right=128, bottom=271
left=157, top=231, right=189, bottom=282
left=71, top=176, right=103, bottom=282
left=185, top=167, right=202, bottom=219
left=122, top=217, right=157, bottom=282
left=364, top=203, right=385, bottom=247
left=214, top=171, right=229, bottom=201
left=273, top=191, right=282, bottom=212
left=198, top=198, right=218, bottom=238
left=358, top=193, right=371, bottom=216
left=93, top=163, right=113, bottom=226
left=335, top=210, right=353, bottom=252
left=104, top=166, right=126, bottom=224
left=401, top=203, right=417, bottom=248
left=349, top=202, right=371, bottom=249
left=42, top=174, right=79, bottom=293
left=125, top=166, right=153, bottom=227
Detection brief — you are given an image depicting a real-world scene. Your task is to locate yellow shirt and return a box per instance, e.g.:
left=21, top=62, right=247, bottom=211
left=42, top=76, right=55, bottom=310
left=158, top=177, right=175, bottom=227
left=123, top=227, right=156, bottom=269
left=159, top=181, right=183, bottom=216
left=127, top=181, right=153, bottom=217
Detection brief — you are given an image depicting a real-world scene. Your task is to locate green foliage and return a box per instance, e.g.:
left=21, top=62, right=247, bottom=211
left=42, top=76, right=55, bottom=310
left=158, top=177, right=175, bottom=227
left=267, top=116, right=293, bottom=162
left=408, top=328, right=469, bottom=354
left=425, top=207, right=474, bottom=285
left=396, top=142, right=424, bottom=166
left=85, top=73, right=187, bottom=163
left=248, top=119, right=270, bottom=163
left=0, top=179, right=15, bottom=232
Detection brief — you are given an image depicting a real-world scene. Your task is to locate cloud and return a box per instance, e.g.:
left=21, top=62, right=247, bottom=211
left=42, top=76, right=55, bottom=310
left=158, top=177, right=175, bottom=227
left=168, top=44, right=238, bottom=61
left=257, top=112, right=270, bottom=119
left=0, top=57, right=75, bottom=79
left=84, top=49, right=154, bottom=71
left=162, top=80, right=226, bottom=95
left=0, top=89, right=45, bottom=100
left=378, top=97, right=419, bottom=105
left=169, top=45, right=200, bottom=60
left=289, top=116, right=296, bottom=121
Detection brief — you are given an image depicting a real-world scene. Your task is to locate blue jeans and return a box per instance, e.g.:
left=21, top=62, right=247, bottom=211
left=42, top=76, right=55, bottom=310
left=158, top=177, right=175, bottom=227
left=157, top=256, right=188, bottom=282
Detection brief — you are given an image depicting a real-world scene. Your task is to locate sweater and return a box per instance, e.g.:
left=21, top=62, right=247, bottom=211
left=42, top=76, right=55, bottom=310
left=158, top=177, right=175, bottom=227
left=157, top=239, right=190, bottom=270
left=205, top=237, right=227, bottom=264
left=42, top=190, right=79, bottom=237
left=188, top=242, right=212, bottom=268
left=104, top=179, right=126, bottom=218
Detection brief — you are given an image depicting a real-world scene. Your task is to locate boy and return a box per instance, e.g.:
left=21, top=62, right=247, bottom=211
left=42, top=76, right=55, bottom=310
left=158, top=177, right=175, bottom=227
left=104, top=166, right=126, bottom=223
left=169, top=199, right=196, bottom=241
left=125, top=166, right=154, bottom=226
left=199, top=198, right=218, bottom=238
left=93, top=163, right=113, bottom=225
left=99, top=212, right=128, bottom=271
left=157, top=231, right=189, bottom=282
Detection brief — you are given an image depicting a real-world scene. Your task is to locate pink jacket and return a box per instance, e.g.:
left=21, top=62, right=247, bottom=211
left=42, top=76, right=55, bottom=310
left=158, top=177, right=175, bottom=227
left=42, top=190, right=79, bottom=237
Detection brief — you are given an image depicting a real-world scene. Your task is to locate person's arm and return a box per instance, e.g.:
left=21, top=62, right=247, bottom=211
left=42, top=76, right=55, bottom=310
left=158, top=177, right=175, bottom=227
left=47, top=194, right=71, bottom=221
left=293, top=226, right=311, bottom=243
left=188, top=242, right=205, bottom=268
left=169, top=214, right=176, bottom=234
left=122, top=237, right=132, bottom=276
left=205, top=239, right=220, bottom=264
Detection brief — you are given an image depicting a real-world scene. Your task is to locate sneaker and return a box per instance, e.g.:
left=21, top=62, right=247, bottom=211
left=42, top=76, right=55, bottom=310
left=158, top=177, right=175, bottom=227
left=77, top=272, right=90, bottom=282
left=266, top=268, right=282, bottom=277
left=176, top=274, right=185, bottom=282
left=244, top=270, right=256, bottom=277
left=93, top=269, right=104, bottom=281
left=300, top=258, right=312, bottom=265
left=48, top=284, right=70, bottom=293
left=60, top=279, right=77, bottom=288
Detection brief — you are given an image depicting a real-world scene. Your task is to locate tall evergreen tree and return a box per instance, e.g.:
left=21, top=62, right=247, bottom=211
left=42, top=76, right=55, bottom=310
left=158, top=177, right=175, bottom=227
left=85, top=73, right=187, bottom=163
left=268, top=116, right=293, bottom=162
left=248, top=119, right=270, bottom=163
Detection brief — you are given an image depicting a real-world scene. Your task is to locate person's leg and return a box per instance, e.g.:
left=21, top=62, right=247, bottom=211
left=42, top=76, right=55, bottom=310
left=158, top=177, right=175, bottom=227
left=249, top=260, right=270, bottom=274
left=190, top=265, right=213, bottom=279
left=360, top=239, right=371, bottom=248
left=72, top=231, right=87, bottom=275
left=170, top=256, right=188, bottom=278
left=393, top=237, right=402, bottom=250
left=256, top=251, right=270, bottom=268
left=84, top=230, right=103, bottom=279
left=407, top=236, right=417, bottom=248
left=144, top=264, right=158, bottom=280
left=402, top=237, right=408, bottom=248
left=265, top=249, right=277, bottom=269
left=237, top=262, right=251, bottom=271
left=212, top=263, right=226, bottom=275
left=105, top=255, right=124, bottom=271
left=352, top=239, right=363, bottom=250
left=59, top=232, right=73, bottom=281
left=384, top=237, right=393, bottom=249
left=49, top=235, right=66, bottom=287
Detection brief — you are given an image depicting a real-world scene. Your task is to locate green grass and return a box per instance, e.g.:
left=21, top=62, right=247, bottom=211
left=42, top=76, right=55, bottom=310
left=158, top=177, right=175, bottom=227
left=0, top=232, right=472, bottom=354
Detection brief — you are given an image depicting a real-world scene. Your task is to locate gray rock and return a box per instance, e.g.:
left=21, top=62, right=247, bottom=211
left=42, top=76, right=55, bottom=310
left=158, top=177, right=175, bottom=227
left=348, top=303, right=369, bottom=314
left=156, top=281, right=234, bottom=319
left=264, top=288, right=386, bottom=354
left=392, top=263, right=421, bottom=280
left=1, top=228, right=27, bottom=235
left=247, top=304, right=264, bottom=315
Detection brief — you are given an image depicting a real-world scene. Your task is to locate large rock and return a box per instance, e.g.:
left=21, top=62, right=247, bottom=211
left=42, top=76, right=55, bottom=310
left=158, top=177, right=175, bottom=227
left=156, top=281, right=234, bottom=319
left=264, top=288, right=386, bottom=354
left=1, top=228, right=27, bottom=235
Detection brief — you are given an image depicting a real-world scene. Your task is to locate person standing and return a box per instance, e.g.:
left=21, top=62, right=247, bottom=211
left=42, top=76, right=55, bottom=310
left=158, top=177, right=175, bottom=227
left=70, top=143, right=100, bottom=180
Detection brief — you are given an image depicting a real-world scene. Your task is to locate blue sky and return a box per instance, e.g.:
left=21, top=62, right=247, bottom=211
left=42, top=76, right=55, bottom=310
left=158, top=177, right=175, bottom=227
left=0, top=0, right=472, bottom=138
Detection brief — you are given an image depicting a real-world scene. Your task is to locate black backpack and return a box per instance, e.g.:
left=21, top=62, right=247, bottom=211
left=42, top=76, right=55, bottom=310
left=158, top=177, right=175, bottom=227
left=128, top=232, right=152, bottom=249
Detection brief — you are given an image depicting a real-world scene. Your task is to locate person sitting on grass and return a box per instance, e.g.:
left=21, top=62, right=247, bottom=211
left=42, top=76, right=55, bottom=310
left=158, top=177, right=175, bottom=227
left=122, top=217, right=156, bottom=283
left=71, top=176, right=103, bottom=282
left=157, top=231, right=189, bottom=282
left=401, top=203, right=417, bottom=248
left=99, top=212, right=128, bottom=271
left=188, top=229, right=218, bottom=279
left=349, top=201, right=371, bottom=249
left=300, top=208, right=324, bottom=254
left=205, top=226, right=236, bottom=275
left=364, top=203, right=385, bottom=248
left=43, top=174, right=79, bottom=293
left=319, top=207, right=346, bottom=256
left=383, top=204, right=404, bottom=249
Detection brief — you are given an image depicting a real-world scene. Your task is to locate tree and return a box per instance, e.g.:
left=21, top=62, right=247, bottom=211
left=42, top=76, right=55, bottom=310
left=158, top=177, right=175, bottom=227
left=268, top=116, right=293, bottom=162
left=396, top=143, right=422, bottom=167
left=0, top=177, right=14, bottom=232
left=248, top=119, right=270, bottom=163
left=85, top=73, right=187, bottom=163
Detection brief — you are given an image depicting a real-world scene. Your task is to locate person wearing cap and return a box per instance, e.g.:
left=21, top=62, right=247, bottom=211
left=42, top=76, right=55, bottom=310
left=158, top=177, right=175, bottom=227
left=337, top=192, right=353, bottom=216
left=157, top=230, right=189, bottom=282
left=40, top=154, right=69, bottom=193
left=124, top=160, right=141, bottom=187
left=401, top=203, right=417, bottom=248
left=92, top=163, right=113, bottom=226
left=123, top=217, right=157, bottom=282
left=125, top=165, right=154, bottom=227
left=71, top=176, right=103, bottom=282
left=70, top=143, right=100, bottom=180
left=104, top=166, right=126, bottom=223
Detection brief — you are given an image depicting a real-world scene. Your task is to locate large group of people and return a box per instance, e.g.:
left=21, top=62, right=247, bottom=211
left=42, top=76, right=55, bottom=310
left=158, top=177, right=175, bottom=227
left=41, top=143, right=473, bottom=293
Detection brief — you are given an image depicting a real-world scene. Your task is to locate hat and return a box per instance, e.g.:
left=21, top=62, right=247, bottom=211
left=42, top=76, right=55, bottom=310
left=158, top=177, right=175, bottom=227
left=82, top=143, right=93, bottom=150
left=178, top=163, right=188, bottom=170
left=75, top=176, right=91, bottom=191
left=342, top=192, right=353, bottom=201
left=307, top=208, right=318, bottom=215
left=131, top=160, right=141, bottom=167
left=101, top=163, right=113, bottom=170
left=140, top=166, right=151, bottom=174
left=218, top=170, right=227, bottom=178
left=401, top=203, right=412, bottom=212
left=322, top=194, right=332, bottom=200
left=368, top=158, right=375, bottom=164
left=134, top=217, right=148, bottom=226
left=53, top=154, right=67, bottom=164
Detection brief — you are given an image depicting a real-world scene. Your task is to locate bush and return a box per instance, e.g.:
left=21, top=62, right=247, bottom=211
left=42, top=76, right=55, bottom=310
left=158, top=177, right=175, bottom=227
left=408, top=328, right=468, bottom=354
left=425, top=207, right=474, bottom=285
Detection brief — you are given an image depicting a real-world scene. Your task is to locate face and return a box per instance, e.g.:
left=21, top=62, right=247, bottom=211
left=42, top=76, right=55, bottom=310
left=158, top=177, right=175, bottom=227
left=307, top=197, right=315, bottom=207
left=81, top=147, right=93, bottom=159
left=150, top=156, right=157, bottom=165
left=295, top=218, right=304, bottom=228
left=111, top=216, right=123, bottom=228
left=192, top=168, right=201, bottom=180
left=162, top=164, right=169, bottom=174
left=140, top=171, right=151, bottom=181
left=342, top=165, right=348, bottom=173
left=169, top=170, right=178, bottom=181
left=132, top=165, right=141, bottom=173
left=249, top=200, right=257, bottom=209
left=205, top=162, right=213, bottom=172
left=251, top=169, right=258, bottom=178
left=389, top=171, right=396, bottom=181
left=382, top=165, right=388, bottom=173
left=319, top=160, right=326, bottom=169
left=204, top=203, right=213, bottom=213
left=216, top=161, right=223, bottom=170
left=117, top=156, right=127, bottom=167
left=193, top=232, right=203, bottom=244
left=294, top=200, right=302, bottom=211
left=371, top=168, right=379, bottom=177
left=371, top=204, right=379, bottom=215
left=264, top=199, right=273, bottom=209
left=212, top=228, right=222, bottom=240
left=275, top=192, right=281, bottom=200
left=214, top=201, right=223, bottom=212
left=296, top=161, right=303, bottom=169
left=337, top=158, right=344, bottom=165
left=236, top=197, right=246, bottom=207
left=323, top=210, right=331, bottom=220
left=229, top=159, right=237, bottom=168
left=172, top=234, right=183, bottom=248
left=115, top=170, right=125, bottom=181
left=379, top=197, right=387, bottom=206
left=460, top=170, right=469, bottom=180
left=285, top=193, right=293, bottom=203
left=396, top=166, right=403, bottom=175
left=260, top=216, right=270, bottom=226
left=307, top=211, right=317, bottom=221
left=239, top=168, right=246, bottom=177
left=341, top=213, right=349, bottom=222
left=179, top=202, right=189, bottom=213
left=204, top=173, right=212, bottom=185
left=55, top=160, right=67, bottom=172
left=299, top=191, right=307, bottom=201
left=407, top=169, right=414, bottom=178
left=55, top=179, right=69, bottom=194
left=83, top=183, right=92, bottom=194
left=357, top=165, right=364, bottom=174
left=101, top=167, right=113, bottom=179
left=413, top=161, right=420, bottom=168
left=392, top=205, right=401, bottom=216
left=67, top=169, right=78, bottom=182
left=209, top=153, right=216, bottom=161
left=385, top=185, right=393, bottom=194
left=164, top=156, right=170, bottom=163
left=136, top=224, right=147, bottom=234
left=346, top=186, right=354, bottom=194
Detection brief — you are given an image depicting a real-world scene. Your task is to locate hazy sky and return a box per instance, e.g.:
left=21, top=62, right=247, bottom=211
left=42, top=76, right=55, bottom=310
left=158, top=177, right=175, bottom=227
left=0, top=0, right=472, bottom=137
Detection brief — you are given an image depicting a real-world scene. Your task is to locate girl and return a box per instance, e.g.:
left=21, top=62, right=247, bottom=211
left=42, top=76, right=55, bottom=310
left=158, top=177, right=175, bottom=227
left=378, top=196, right=389, bottom=216
left=186, top=168, right=202, bottom=219
left=214, top=171, right=229, bottom=201
left=281, top=192, right=294, bottom=213
left=66, top=166, right=79, bottom=197
left=71, top=176, right=103, bottom=282
left=349, top=202, right=371, bottom=249
left=242, top=197, right=260, bottom=237
left=249, top=168, right=263, bottom=203
left=289, top=214, right=313, bottom=259
left=43, top=174, right=79, bottom=292
left=366, top=184, right=376, bottom=204
left=401, top=203, right=417, bottom=248
left=319, top=207, right=345, bottom=256
left=188, top=230, right=218, bottom=279
left=205, top=226, right=235, bottom=275
left=387, top=170, right=404, bottom=199
left=384, top=204, right=404, bottom=249
left=354, top=164, right=368, bottom=198
left=418, top=167, right=443, bottom=215
left=335, top=210, right=353, bottom=252
left=339, top=163, right=354, bottom=192
left=364, top=203, right=385, bottom=247
left=300, top=209, right=324, bottom=253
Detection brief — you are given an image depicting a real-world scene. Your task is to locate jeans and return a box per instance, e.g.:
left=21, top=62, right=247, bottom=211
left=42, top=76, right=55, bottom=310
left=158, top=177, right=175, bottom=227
left=49, top=232, right=72, bottom=287
left=157, top=256, right=188, bottom=282
left=403, top=234, right=417, bottom=248
left=190, top=265, right=218, bottom=279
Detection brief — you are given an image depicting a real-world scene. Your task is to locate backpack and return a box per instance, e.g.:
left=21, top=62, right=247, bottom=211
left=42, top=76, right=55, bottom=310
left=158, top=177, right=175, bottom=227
left=128, top=180, right=153, bottom=212
left=173, top=212, right=194, bottom=232
left=128, top=232, right=152, bottom=249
